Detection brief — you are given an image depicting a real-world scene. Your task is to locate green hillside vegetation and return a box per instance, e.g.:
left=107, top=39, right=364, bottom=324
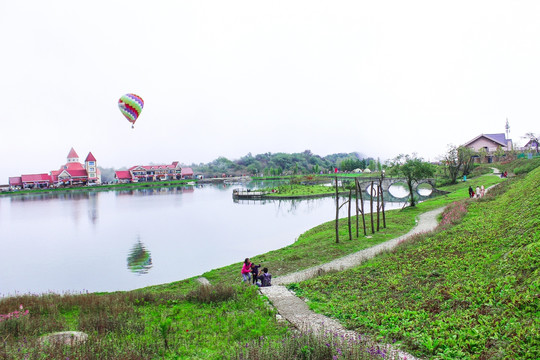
left=293, top=167, right=540, bottom=359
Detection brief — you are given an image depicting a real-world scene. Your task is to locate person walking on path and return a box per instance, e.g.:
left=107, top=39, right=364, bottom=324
left=469, top=186, right=474, bottom=198
left=480, top=185, right=485, bottom=197
left=476, top=186, right=481, bottom=198
left=241, top=258, right=252, bottom=283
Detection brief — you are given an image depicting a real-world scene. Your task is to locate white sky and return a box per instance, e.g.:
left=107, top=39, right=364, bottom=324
left=1, top=1, right=539, bottom=182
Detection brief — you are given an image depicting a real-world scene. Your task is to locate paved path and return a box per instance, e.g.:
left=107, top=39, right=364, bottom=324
left=259, top=207, right=445, bottom=360
left=272, top=208, right=444, bottom=285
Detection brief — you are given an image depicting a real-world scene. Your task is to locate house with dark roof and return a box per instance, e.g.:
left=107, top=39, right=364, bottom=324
left=522, top=139, right=539, bottom=153
left=114, top=162, right=194, bottom=183
left=8, top=148, right=101, bottom=189
left=462, top=133, right=513, bottom=163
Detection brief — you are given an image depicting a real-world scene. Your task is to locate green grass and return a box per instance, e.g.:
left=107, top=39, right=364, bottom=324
left=0, top=285, right=289, bottom=359
left=263, top=184, right=337, bottom=197
left=0, top=170, right=508, bottom=359
left=294, top=168, right=539, bottom=359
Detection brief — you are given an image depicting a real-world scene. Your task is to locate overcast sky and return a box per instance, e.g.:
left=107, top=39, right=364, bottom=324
left=1, top=1, right=539, bottom=181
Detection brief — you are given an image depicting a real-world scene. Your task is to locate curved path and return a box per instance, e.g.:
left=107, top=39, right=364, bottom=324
left=259, top=207, right=445, bottom=360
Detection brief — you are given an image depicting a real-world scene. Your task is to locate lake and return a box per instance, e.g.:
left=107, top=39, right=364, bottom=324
left=0, top=182, right=420, bottom=296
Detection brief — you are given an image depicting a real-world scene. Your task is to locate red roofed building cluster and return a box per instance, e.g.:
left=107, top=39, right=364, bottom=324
left=115, top=162, right=193, bottom=183
left=9, top=148, right=101, bottom=189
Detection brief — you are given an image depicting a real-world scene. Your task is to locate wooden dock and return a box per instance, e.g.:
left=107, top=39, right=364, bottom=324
left=232, top=189, right=269, bottom=199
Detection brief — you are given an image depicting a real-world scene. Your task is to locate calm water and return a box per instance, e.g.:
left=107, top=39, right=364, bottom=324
left=0, top=183, right=419, bottom=296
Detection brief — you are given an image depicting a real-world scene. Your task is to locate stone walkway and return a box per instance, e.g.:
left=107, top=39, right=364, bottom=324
left=259, top=207, right=445, bottom=360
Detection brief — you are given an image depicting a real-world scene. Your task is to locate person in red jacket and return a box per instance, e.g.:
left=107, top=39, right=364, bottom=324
left=241, top=258, right=252, bottom=283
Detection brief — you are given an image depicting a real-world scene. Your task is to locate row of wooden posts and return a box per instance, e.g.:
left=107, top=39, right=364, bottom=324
left=334, top=176, right=386, bottom=243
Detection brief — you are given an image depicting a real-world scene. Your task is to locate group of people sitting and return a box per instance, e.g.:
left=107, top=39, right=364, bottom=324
left=241, top=258, right=272, bottom=287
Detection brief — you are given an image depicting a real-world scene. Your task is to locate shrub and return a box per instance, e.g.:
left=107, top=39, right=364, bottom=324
left=186, top=284, right=237, bottom=303
left=514, top=158, right=540, bottom=175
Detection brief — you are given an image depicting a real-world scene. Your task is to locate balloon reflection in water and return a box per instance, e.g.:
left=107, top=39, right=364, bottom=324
left=127, top=238, right=153, bottom=275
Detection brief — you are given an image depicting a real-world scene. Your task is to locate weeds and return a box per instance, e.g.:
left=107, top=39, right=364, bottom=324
left=235, top=330, right=402, bottom=359
left=186, top=284, right=236, bottom=304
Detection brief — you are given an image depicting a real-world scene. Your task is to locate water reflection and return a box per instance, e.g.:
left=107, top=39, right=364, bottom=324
left=87, top=192, right=98, bottom=224
left=127, top=238, right=153, bottom=275
left=115, top=186, right=195, bottom=196
left=10, top=191, right=91, bottom=202
left=10, top=191, right=100, bottom=225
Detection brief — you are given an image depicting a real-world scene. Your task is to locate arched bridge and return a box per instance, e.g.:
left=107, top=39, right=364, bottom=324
left=334, top=176, right=441, bottom=198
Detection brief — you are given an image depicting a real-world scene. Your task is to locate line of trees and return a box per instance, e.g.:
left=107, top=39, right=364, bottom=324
left=187, top=150, right=377, bottom=177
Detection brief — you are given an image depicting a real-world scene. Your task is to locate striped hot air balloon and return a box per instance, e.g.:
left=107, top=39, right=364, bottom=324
left=118, top=93, right=144, bottom=128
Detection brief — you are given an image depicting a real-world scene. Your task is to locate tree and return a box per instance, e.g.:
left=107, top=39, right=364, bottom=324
left=441, top=144, right=475, bottom=184
left=387, top=154, right=435, bottom=207
left=494, top=146, right=506, bottom=161
left=459, top=146, right=476, bottom=177
left=246, top=163, right=260, bottom=175
left=478, top=147, right=488, bottom=163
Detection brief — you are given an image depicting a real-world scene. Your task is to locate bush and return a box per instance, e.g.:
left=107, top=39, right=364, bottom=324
left=186, top=284, right=237, bottom=303
left=514, top=157, right=540, bottom=175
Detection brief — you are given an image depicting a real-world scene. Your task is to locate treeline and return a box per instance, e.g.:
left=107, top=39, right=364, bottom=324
left=97, top=150, right=380, bottom=182
left=189, top=150, right=379, bottom=177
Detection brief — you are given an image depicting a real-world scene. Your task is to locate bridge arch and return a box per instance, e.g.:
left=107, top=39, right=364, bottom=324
left=336, top=176, right=438, bottom=199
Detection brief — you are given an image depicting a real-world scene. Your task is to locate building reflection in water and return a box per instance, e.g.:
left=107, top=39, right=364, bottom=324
left=115, top=186, right=195, bottom=197
left=127, top=237, right=153, bottom=275
left=87, top=192, right=98, bottom=224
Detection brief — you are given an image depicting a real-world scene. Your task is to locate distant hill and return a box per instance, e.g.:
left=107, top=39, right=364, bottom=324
left=187, top=150, right=376, bottom=177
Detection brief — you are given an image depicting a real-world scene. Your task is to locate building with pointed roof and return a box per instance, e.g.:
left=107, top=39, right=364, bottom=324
left=462, top=133, right=513, bottom=163
left=9, top=148, right=101, bottom=189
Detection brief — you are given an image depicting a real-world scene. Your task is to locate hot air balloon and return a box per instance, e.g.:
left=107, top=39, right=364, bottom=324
left=118, top=93, right=144, bottom=128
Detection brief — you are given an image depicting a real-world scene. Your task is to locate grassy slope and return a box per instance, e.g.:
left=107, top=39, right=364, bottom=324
left=295, top=168, right=540, bottom=359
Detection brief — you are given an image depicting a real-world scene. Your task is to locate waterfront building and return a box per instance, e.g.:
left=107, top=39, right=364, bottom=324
left=114, top=162, right=194, bottom=183
left=8, top=148, right=101, bottom=189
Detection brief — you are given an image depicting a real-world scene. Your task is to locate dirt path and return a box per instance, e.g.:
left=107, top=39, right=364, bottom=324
left=259, top=207, right=445, bottom=360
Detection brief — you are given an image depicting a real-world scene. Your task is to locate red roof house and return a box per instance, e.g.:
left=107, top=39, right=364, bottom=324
left=115, top=171, right=133, bottom=183
left=117, top=162, right=192, bottom=183
left=9, top=177, right=22, bottom=188
left=181, top=167, right=194, bottom=178
left=20, top=174, right=52, bottom=188
left=9, top=148, right=101, bottom=188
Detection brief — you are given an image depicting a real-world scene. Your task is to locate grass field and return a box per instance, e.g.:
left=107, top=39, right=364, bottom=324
left=293, top=168, right=539, bottom=359
left=1, top=167, right=528, bottom=359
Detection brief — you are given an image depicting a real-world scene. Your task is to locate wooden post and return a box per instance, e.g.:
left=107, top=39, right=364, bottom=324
left=358, top=178, right=366, bottom=236
left=370, top=181, right=375, bottom=234
left=376, top=183, right=380, bottom=231
left=348, top=190, right=352, bottom=240
left=380, top=176, right=386, bottom=228
left=355, top=178, right=359, bottom=238
left=335, top=176, right=339, bottom=243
